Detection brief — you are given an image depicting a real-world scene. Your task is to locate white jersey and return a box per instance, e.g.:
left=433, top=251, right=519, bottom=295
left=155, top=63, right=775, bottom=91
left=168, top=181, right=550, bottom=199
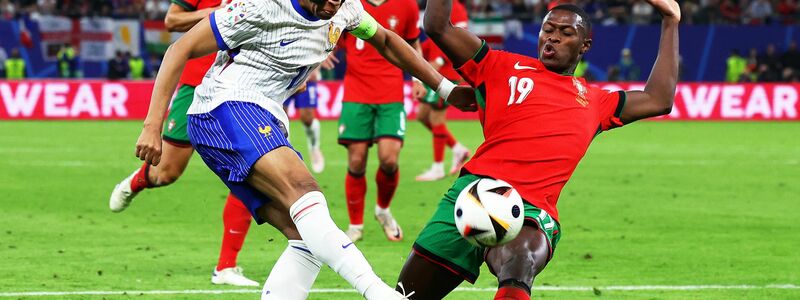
left=189, top=0, right=364, bottom=126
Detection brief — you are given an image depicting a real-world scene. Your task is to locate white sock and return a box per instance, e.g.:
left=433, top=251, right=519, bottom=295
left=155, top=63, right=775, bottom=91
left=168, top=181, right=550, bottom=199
left=304, top=119, right=321, bottom=151
left=262, top=240, right=322, bottom=300
left=375, top=206, right=391, bottom=216
left=431, top=162, right=444, bottom=171
left=348, top=224, right=364, bottom=231
left=289, top=192, right=396, bottom=299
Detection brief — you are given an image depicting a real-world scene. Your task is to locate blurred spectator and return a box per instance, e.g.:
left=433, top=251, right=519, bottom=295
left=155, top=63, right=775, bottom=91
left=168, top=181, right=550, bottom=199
left=745, top=0, right=774, bottom=24
left=757, top=44, right=782, bottom=81
left=0, top=47, right=6, bottom=78
left=1, top=0, right=15, bottom=20
left=781, top=41, right=800, bottom=71
left=147, top=52, right=162, bottom=75
left=107, top=50, right=128, bottom=80
left=681, top=0, right=700, bottom=24
left=57, top=43, right=79, bottom=78
left=607, top=65, right=621, bottom=82
left=617, top=48, right=640, bottom=81
left=719, top=0, right=742, bottom=24
left=694, top=0, right=721, bottom=24
left=777, top=0, right=797, bottom=24
left=5, top=48, right=25, bottom=79
left=128, top=52, right=146, bottom=79
left=631, top=0, right=653, bottom=24
left=745, top=47, right=760, bottom=82
left=603, top=0, right=628, bottom=25
left=726, top=49, right=747, bottom=82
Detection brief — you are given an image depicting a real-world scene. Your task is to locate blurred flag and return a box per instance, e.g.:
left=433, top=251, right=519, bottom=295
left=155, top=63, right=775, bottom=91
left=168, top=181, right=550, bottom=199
left=18, top=19, right=33, bottom=48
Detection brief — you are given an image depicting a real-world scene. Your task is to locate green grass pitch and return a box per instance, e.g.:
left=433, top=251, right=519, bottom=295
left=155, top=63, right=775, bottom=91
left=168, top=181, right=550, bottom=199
left=0, top=120, right=798, bottom=299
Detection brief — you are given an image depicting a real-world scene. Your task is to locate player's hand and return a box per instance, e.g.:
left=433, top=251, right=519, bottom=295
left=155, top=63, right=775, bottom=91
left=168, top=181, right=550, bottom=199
left=646, top=0, right=680, bottom=21
left=320, top=54, right=339, bottom=70
left=412, top=80, right=427, bottom=99
left=446, top=86, right=478, bottom=112
left=135, top=123, right=163, bottom=166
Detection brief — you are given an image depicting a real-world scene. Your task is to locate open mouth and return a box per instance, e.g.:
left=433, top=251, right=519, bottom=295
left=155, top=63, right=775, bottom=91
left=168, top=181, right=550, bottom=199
left=542, top=44, right=556, bottom=58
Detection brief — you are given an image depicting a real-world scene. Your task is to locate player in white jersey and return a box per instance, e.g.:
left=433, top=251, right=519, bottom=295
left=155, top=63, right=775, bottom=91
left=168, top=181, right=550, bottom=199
left=133, top=0, right=470, bottom=298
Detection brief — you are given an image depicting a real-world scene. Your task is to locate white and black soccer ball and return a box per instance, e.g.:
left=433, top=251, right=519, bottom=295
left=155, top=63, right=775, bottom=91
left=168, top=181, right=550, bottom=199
left=454, top=177, right=524, bottom=247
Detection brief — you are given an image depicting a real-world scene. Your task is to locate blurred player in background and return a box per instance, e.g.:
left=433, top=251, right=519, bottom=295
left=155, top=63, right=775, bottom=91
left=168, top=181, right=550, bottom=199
left=336, top=0, right=425, bottom=243
left=414, top=0, right=471, bottom=182
left=108, top=0, right=259, bottom=287
left=397, top=0, right=681, bottom=299
left=284, top=67, right=325, bottom=173
left=133, top=0, right=469, bottom=297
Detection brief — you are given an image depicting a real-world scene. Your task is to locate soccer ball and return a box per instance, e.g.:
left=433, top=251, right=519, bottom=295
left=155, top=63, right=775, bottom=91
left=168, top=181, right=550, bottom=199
left=454, top=177, right=524, bottom=247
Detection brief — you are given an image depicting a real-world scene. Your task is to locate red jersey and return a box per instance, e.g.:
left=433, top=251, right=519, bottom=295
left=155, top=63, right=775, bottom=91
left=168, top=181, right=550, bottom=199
left=421, top=1, right=467, bottom=81
left=342, top=0, right=420, bottom=103
left=173, top=0, right=222, bottom=86
left=457, top=44, right=625, bottom=221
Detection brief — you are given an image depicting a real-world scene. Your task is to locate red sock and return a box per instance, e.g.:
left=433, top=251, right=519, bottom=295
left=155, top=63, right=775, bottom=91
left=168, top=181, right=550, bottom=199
left=129, top=163, right=151, bottom=192
left=442, top=124, right=458, bottom=148
left=431, top=124, right=448, bottom=163
left=375, top=168, right=399, bottom=209
left=216, top=193, right=251, bottom=271
left=494, top=286, right=530, bottom=300
left=345, top=171, right=367, bottom=225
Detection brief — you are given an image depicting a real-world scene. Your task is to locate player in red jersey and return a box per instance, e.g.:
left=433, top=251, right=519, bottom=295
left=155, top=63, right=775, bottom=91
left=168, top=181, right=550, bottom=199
left=396, top=0, right=681, bottom=299
left=414, top=0, right=471, bottom=181
left=336, top=0, right=424, bottom=242
left=108, top=0, right=259, bottom=286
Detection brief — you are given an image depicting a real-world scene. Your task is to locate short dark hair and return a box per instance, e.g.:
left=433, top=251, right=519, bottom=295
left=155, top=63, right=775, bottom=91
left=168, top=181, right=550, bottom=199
left=549, top=4, right=592, bottom=37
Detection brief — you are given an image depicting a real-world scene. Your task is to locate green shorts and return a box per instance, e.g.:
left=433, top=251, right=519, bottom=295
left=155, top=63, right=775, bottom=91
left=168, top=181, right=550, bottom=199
left=420, top=85, right=447, bottom=110
left=162, top=84, right=194, bottom=146
left=412, top=174, right=561, bottom=283
left=338, top=102, right=406, bottom=146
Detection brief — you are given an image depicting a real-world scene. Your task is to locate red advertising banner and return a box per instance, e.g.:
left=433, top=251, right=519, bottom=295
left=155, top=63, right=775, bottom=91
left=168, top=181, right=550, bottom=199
left=2, top=80, right=798, bottom=121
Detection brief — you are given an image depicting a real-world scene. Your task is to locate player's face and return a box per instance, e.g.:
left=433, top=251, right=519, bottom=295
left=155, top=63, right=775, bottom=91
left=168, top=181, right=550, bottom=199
left=538, top=10, right=591, bottom=74
left=309, top=0, right=343, bottom=20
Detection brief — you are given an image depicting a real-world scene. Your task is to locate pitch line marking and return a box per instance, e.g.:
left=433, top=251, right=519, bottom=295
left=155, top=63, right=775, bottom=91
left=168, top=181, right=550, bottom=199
left=0, top=284, right=797, bottom=297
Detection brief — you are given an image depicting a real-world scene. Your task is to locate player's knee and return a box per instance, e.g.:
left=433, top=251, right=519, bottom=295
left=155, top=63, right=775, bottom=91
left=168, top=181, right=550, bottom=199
left=378, top=159, right=398, bottom=173
left=290, top=179, right=320, bottom=197
left=151, top=167, right=182, bottom=186
left=347, top=154, right=368, bottom=172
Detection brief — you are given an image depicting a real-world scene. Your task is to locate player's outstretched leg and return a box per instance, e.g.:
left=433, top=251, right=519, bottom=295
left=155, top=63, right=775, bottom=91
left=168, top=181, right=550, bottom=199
left=485, top=225, right=552, bottom=300
left=109, top=142, right=193, bottom=212
left=212, top=194, right=258, bottom=286
left=375, top=138, right=403, bottom=241
left=395, top=252, right=464, bottom=299
left=248, top=147, right=404, bottom=299
left=344, top=143, right=369, bottom=242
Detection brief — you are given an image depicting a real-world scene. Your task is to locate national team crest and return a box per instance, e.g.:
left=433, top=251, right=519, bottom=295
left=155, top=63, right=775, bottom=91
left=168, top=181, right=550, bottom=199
left=572, top=77, right=588, bottom=107
left=328, top=23, right=342, bottom=45
left=387, top=16, right=398, bottom=30
left=258, top=125, right=272, bottom=138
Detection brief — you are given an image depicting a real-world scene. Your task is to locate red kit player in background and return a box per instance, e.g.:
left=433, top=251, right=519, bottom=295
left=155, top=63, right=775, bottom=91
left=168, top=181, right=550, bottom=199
left=108, top=0, right=259, bottom=286
left=396, top=0, right=681, bottom=299
left=335, top=0, right=425, bottom=243
left=415, top=0, right=471, bottom=182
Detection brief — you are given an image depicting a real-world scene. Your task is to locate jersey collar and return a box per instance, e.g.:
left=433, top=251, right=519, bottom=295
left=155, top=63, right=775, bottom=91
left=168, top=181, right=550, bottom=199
left=291, top=0, right=320, bottom=21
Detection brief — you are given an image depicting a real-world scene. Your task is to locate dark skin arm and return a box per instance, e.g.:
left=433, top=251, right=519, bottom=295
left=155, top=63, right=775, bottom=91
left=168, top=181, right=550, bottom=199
left=422, top=0, right=482, bottom=111
left=619, top=0, right=681, bottom=123
left=164, top=3, right=223, bottom=32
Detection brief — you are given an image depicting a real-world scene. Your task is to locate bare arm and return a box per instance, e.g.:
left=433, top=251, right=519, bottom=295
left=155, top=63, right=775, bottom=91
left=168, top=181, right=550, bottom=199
left=164, top=3, right=220, bottom=32
left=423, top=0, right=482, bottom=67
left=365, top=26, right=444, bottom=91
left=136, top=17, right=219, bottom=165
left=619, top=0, right=681, bottom=123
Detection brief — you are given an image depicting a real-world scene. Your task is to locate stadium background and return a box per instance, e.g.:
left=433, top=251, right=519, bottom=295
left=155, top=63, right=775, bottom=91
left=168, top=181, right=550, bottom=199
left=1, top=0, right=798, bottom=299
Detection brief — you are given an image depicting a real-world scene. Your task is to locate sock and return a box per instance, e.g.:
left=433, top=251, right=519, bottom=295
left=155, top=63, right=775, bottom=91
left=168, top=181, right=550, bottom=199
left=375, top=167, right=399, bottom=209
left=304, top=119, right=321, bottom=151
left=129, top=163, right=152, bottom=192
left=216, top=193, right=252, bottom=271
left=431, top=124, right=448, bottom=163
left=289, top=192, right=394, bottom=298
left=262, top=240, right=322, bottom=300
left=436, top=123, right=457, bottom=148
left=345, top=171, right=367, bottom=226
left=494, top=286, right=531, bottom=300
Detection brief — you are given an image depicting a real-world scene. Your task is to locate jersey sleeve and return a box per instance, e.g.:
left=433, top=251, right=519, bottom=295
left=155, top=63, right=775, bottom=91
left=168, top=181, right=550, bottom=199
left=171, top=0, right=200, bottom=11
left=209, top=0, right=267, bottom=50
left=597, top=90, right=627, bottom=131
left=455, top=41, right=493, bottom=87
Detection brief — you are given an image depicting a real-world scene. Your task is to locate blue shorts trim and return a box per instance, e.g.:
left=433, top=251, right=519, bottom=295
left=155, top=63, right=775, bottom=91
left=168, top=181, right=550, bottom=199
left=209, top=12, right=229, bottom=51
left=187, top=101, right=300, bottom=224
left=285, top=82, right=318, bottom=109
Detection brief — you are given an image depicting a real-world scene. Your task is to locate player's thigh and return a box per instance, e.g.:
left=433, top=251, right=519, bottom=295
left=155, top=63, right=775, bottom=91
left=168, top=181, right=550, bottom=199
left=485, top=204, right=561, bottom=284
left=247, top=147, right=319, bottom=210
left=374, top=102, right=406, bottom=141
left=396, top=251, right=464, bottom=300
left=338, top=102, right=376, bottom=144
left=376, top=138, right=401, bottom=166
left=410, top=174, right=488, bottom=284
